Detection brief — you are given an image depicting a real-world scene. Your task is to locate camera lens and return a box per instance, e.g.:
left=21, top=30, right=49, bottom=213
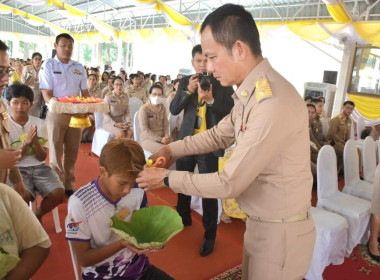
left=199, top=72, right=211, bottom=91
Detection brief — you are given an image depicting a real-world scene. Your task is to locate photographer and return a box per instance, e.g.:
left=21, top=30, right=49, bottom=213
left=169, top=44, right=234, bottom=257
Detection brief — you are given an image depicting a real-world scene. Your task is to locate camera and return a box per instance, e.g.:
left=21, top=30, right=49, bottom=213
left=198, top=72, right=211, bottom=91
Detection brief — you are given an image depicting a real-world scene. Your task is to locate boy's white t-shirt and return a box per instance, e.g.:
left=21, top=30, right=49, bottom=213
left=65, top=179, right=149, bottom=279
left=8, top=116, right=48, bottom=167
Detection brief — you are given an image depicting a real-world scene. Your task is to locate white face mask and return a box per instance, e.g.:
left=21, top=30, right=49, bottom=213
left=150, top=96, right=166, bottom=105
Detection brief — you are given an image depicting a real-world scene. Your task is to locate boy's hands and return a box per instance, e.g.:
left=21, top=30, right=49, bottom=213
left=120, top=240, right=158, bottom=255
left=25, top=125, right=37, bottom=145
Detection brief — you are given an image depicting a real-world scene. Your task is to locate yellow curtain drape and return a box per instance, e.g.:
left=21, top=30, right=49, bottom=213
left=287, top=21, right=331, bottom=41
left=326, top=4, right=350, bottom=23
left=352, top=22, right=380, bottom=48
left=347, top=94, right=380, bottom=120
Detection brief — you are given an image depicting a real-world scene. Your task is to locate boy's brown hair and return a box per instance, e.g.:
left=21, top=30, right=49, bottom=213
left=99, top=139, right=145, bottom=178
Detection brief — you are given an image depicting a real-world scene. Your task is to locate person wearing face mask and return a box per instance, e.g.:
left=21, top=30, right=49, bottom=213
left=138, top=84, right=170, bottom=154
left=21, top=52, right=43, bottom=117
left=103, top=76, right=133, bottom=140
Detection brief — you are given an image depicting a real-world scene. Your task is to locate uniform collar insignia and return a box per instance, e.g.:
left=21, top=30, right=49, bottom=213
left=255, top=76, right=272, bottom=103
left=1, top=111, right=9, bottom=120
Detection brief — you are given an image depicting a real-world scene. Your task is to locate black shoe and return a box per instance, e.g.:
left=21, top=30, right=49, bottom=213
left=65, top=190, right=75, bottom=197
left=200, top=238, right=215, bottom=257
left=367, top=242, right=380, bottom=262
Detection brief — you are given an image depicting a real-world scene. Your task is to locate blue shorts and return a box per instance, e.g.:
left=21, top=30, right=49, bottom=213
left=19, top=164, right=64, bottom=199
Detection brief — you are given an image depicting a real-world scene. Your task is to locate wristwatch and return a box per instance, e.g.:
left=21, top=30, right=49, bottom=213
left=163, top=170, right=173, bottom=188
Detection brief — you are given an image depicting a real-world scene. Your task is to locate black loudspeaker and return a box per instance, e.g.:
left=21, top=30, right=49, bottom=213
left=323, top=71, right=338, bottom=85
left=52, top=49, right=56, bottom=58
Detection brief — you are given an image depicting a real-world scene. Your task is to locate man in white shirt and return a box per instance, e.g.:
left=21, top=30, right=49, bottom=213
left=6, top=82, right=65, bottom=222
left=39, top=33, right=89, bottom=196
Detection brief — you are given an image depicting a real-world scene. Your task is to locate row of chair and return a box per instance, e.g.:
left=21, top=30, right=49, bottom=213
left=306, top=136, right=379, bottom=279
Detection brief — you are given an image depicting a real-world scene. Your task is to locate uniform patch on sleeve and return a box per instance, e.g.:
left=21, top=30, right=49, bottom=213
left=66, top=216, right=82, bottom=234
left=255, top=76, right=272, bottom=103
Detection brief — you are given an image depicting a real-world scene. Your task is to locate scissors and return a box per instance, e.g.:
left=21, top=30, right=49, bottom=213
left=146, top=157, right=167, bottom=167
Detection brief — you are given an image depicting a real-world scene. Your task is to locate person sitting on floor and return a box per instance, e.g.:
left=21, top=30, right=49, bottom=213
left=6, top=83, right=65, bottom=222
left=138, top=84, right=171, bottom=154
left=0, top=183, right=51, bottom=280
left=103, top=76, right=133, bottom=140
left=65, top=139, right=174, bottom=280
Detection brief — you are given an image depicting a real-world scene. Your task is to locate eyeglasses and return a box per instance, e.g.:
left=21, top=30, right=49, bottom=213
left=0, top=68, right=12, bottom=79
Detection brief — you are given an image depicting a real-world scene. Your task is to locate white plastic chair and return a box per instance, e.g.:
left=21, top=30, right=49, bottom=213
left=305, top=207, right=348, bottom=280
left=133, top=111, right=152, bottom=160
left=68, top=241, right=80, bottom=280
left=357, top=116, right=365, bottom=139
left=29, top=199, right=61, bottom=233
left=321, top=117, right=329, bottom=138
left=342, top=139, right=373, bottom=201
left=129, top=97, right=143, bottom=122
left=316, top=145, right=371, bottom=255
left=168, top=113, right=179, bottom=136
left=363, top=136, right=376, bottom=184
left=91, top=112, right=112, bottom=157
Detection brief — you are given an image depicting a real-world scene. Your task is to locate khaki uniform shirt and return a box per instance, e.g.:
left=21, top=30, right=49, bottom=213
left=138, top=102, right=168, bottom=142
left=126, top=85, right=148, bottom=104
left=21, top=65, right=40, bottom=92
left=311, top=115, right=327, bottom=147
left=102, top=86, right=111, bottom=97
left=327, top=114, right=351, bottom=145
left=168, top=59, right=312, bottom=219
left=89, top=86, right=103, bottom=99
left=0, top=100, right=23, bottom=184
left=103, top=92, right=131, bottom=127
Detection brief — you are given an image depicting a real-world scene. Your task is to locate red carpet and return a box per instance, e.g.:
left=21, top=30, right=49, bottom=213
left=31, top=143, right=380, bottom=279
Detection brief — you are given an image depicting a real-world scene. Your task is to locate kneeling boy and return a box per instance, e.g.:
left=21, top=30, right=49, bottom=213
left=65, top=139, right=173, bottom=280
left=7, top=83, right=65, bottom=222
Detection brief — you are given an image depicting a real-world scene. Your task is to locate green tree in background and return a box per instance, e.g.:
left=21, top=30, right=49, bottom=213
left=83, top=44, right=92, bottom=63
left=101, top=43, right=117, bottom=64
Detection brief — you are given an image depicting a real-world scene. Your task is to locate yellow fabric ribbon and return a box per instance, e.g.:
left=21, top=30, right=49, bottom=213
left=348, top=94, right=380, bottom=120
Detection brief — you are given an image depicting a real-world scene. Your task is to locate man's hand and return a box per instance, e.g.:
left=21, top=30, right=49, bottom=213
left=198, top=83, right=214, bottom=103
left=187, top=74, right=199, bottom=94
left=136, top=167, right=168, bottom=191
left=148, top=145, right=174, bottom=168
left=161, top=135, right=171, bottom=145
left=0, top=149, right=22, bottom=168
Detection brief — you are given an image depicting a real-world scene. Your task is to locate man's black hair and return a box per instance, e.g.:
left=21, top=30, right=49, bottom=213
left=6, top=82, right=34, bottom=103
left=192, top=44, right=202, bottom=58
left=0, top=40, right=8, bottom=52
left=200, top=4, right=262, bottom=56
left=55, top=33, right=74, bottom=44
left=343, top=101, right=355, bottom=107
left=304, top=96, right=313, bottom=101
left=312, top=98, right=323, bottom=104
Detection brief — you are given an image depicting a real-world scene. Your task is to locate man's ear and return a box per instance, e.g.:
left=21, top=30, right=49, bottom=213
left=232, top=40, right=249, bottom=61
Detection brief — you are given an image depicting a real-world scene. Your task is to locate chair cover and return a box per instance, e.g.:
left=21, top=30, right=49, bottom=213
left=343, top=139, right=373, bottom=201
left=129, top=97, right=143, bottom=122
left=317, top=145, right=371, bottom=255
left=91, top=112, right=112, bottom=157
left=363, top=136, right=376, bottom=184
left=168, top=113, right=179, bottom=136
left=357, top=116, right=365, bottom=138
left=305, top=207, right=348, bottom=280
left=321, top=117, right=329, bottom=137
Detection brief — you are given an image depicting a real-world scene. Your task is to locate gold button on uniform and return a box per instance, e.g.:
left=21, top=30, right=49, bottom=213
left=241, top=90, right=248, bottom=97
